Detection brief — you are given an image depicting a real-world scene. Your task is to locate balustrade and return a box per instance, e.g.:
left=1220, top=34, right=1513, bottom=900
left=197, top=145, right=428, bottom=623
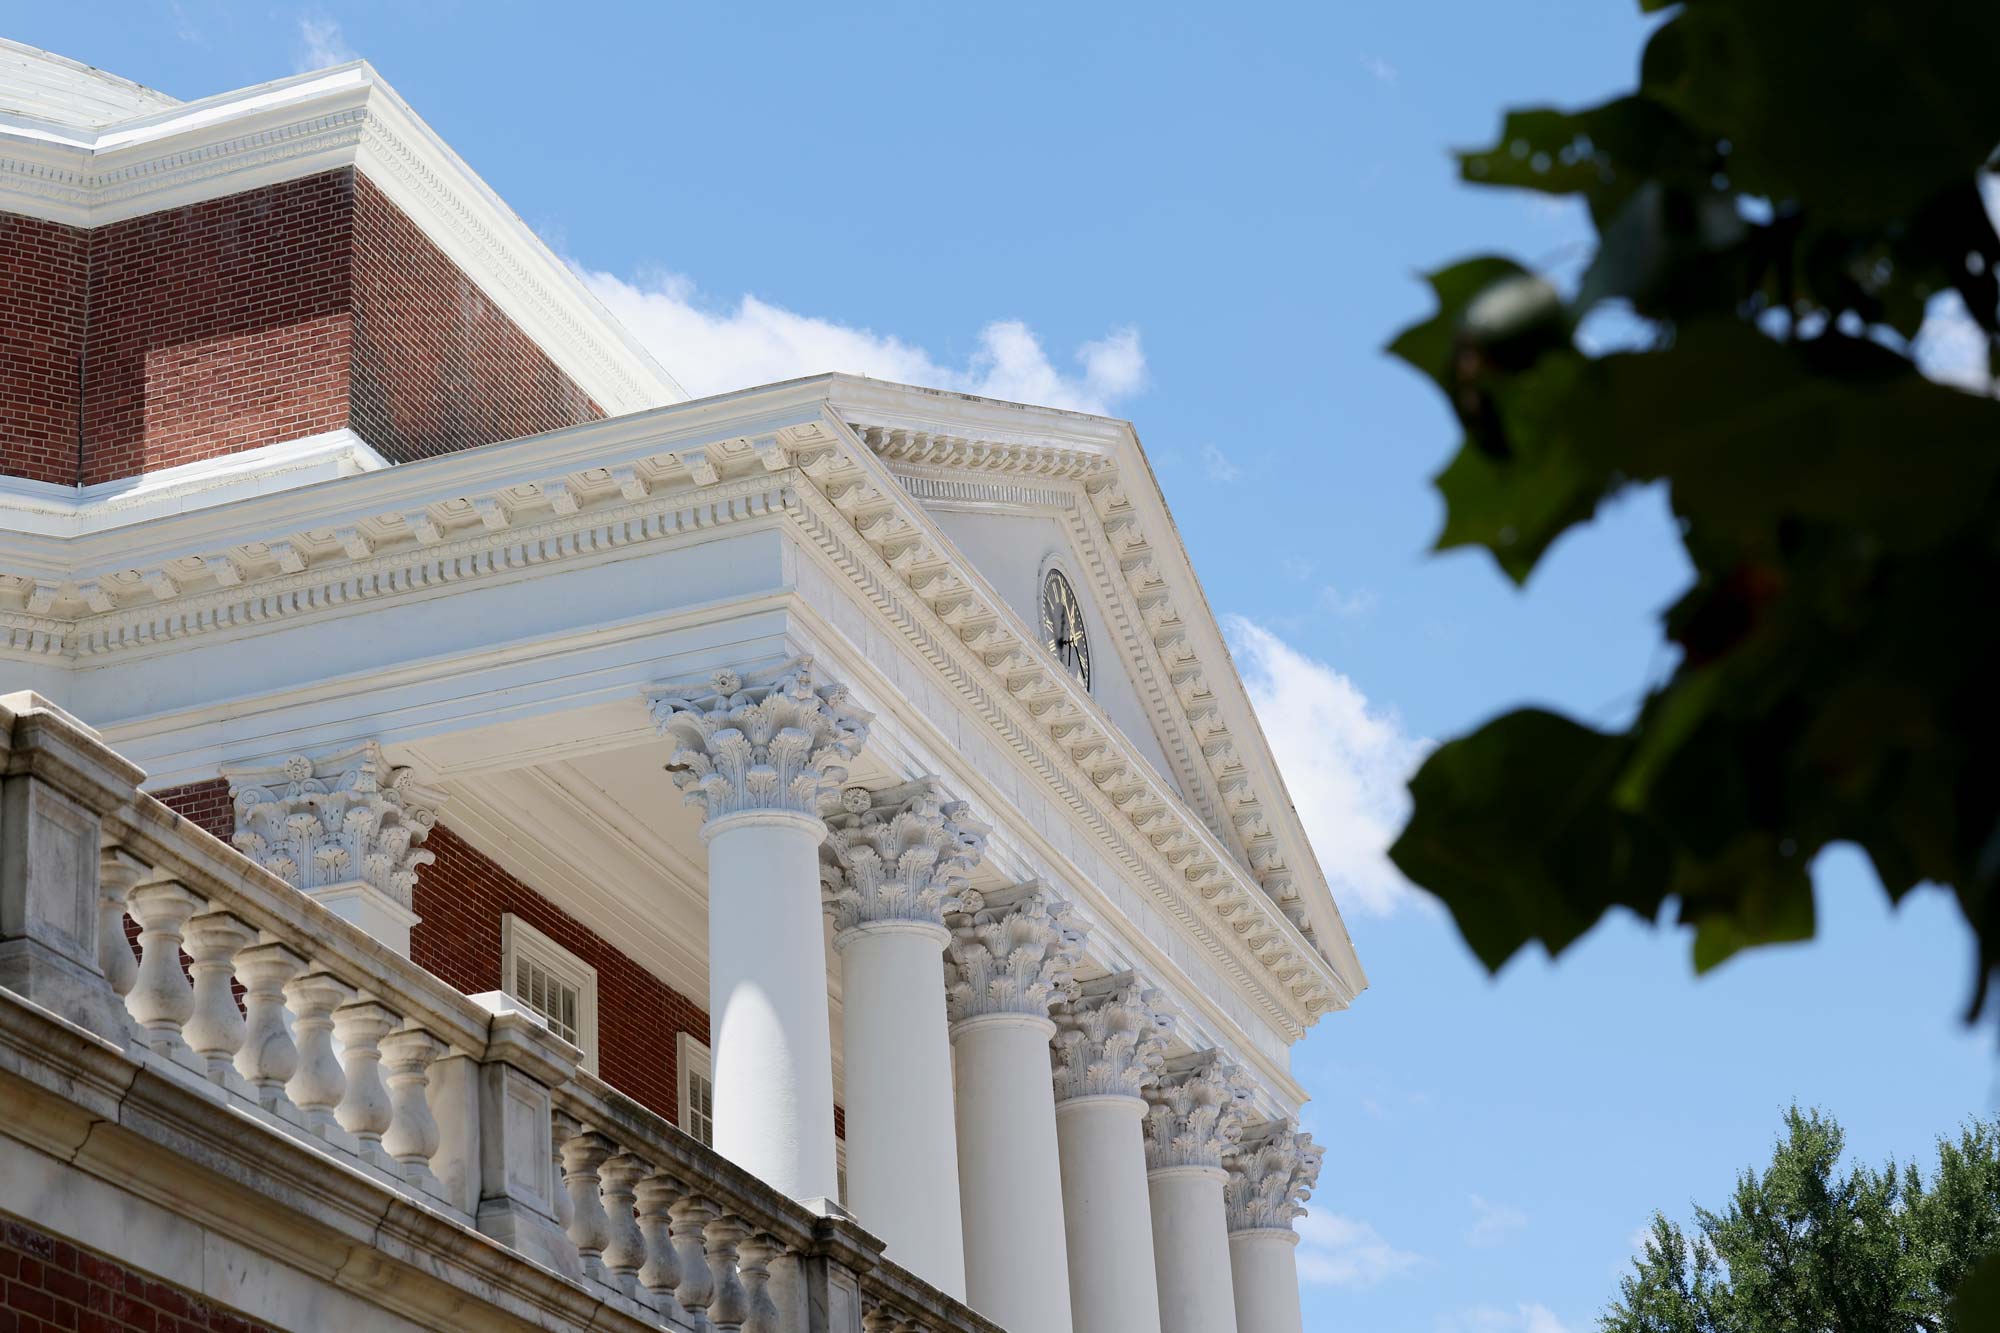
left=0, top=691, right=1000, bottom=1333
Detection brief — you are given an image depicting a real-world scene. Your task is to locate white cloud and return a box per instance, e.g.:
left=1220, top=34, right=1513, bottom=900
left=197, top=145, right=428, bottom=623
left=1224, top=618, right=1431, bottom=915
left=1318, top=584, right=1378, bottom=617
left=1467, top=1194, right=1529, bottom=1248
left=295, top=16, right=355, bottom=71
left=1200, top=443, right=1242, bottom=482
left=1295, top=1211, right=1422, bottom=1288
left=1362, top=54, right=1399, bottom=85
left=578, top=267, right=1147, bottom=416
left=1443, top=1304, right=1573, bottom=1333
left=1912, top=176, right=1999, bottom=396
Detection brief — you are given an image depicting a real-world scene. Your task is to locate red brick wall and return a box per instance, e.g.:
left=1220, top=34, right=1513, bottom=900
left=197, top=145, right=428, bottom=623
left=152, top=778, right=234, bottom=843
left=1, top=169, right=604, bottom=487
left=0, top=1215, right=277, bottom=1332
left=414, top=824, right=707, bottom=1127
left=0, top=212, right=88, bottom=486
left=79, top=172, right=356, bottom=486
left=349, top=173, right=600, bottom=464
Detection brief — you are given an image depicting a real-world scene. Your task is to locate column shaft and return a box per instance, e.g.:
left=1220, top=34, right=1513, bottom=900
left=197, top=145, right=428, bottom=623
left=955, top=1013, right=1074, bottom=1333
left=838, top=920, right=965, bottom=1295
left=1150, top=1167, right=1240, bottom=1333
left=1057, top=1095, right=1163, bottom=1333
left=1229, top=1231, right=1305, bottom=1333
left=705, top=811, right=839, bottom=1202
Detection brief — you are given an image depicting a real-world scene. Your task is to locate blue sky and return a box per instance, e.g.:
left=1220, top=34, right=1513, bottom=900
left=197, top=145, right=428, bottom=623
left=12, top=3, right=1995, bottom=1328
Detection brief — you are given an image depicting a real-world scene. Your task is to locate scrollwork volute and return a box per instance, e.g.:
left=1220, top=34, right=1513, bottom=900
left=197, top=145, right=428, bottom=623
left=647, top=657, right=872, bottom=823
left=821, top=778, right=988, bottom=934
left=1143, top=1050, right=1252, bottom=1173
left=226, top=743, right=442, bottom=910
left=943, top=881, right=1086, bottom=1024
left=1225, top=1118, right=1324, bottom=1234
left=1050, top=971, right=1174, bottom=1102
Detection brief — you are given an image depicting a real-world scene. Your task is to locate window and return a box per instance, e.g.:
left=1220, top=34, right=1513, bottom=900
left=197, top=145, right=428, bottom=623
left=678, top=1033, right=714, bottom=1147
left=501, top=914, right=598, bottom=1073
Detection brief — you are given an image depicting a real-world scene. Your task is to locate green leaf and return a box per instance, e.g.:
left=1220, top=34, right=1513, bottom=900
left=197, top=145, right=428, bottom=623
left=1389, top=709, right=1672, bottom=969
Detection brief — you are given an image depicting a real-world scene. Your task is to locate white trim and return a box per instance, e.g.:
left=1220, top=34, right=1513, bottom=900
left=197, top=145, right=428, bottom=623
left=0, top=61, right=684, bottom=415
left=501, top=912, right=598, bottom=1073
left=676, top=1032, right=713, bottom=1147
left=0, top=430, right=390, bottom=537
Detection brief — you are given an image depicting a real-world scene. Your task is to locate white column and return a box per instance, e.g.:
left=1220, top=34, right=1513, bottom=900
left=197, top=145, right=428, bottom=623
left=1225, top=1120, right=1323, bottom=1333
left=649, top=658, right=871, bottom=1203
left=226, top=743, right=442, bottom=957
left=1052, top=973, right=1174, bottom=1333
left=822, top=779, right=984, bottom=1297
left=946, top=882, right=1086, bottom=1333
left=1145, top=1052, right=1252, bottom=1333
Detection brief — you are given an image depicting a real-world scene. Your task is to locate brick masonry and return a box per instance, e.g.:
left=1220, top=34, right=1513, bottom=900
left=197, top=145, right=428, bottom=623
left=412, top=823, right=708, bottom=1127
left=0, top=1214, right=277, bottom=1333
left=0, top=169, right=603, bottom=488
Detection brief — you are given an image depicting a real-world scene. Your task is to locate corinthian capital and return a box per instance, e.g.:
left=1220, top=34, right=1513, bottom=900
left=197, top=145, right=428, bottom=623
left=1225, top=1119, right=1324, bottom=1234
left=821, top=779, right=988, bottom=934
left=943, top=882, right=1086, bottom=1024
left=225, top=742, right=442, bottom=910
left=1050, top=972, right=1174, bottom=1103
left=646, top=657, right=872, bottom=824
left=1143, top=1051, right=1252, bottom=1173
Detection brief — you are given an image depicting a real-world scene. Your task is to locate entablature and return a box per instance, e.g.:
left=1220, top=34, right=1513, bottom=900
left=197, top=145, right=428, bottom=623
left=0, top=375, right=1360, bottom=1038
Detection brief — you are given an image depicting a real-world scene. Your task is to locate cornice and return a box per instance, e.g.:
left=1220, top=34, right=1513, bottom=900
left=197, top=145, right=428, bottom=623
left=0, top=63, right=682, bottom=416
left=0, top=375, right=1357, bottom=1031
left=839, top=404, right=1362, bottom=991
left=787, top=430, right=1350, bottom=1031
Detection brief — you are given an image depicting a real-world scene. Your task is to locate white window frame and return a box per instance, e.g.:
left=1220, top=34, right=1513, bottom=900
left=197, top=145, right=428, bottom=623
left=501, top=913, right=598, bottom=1073
left=677, top=1032, right=714, bottom=1146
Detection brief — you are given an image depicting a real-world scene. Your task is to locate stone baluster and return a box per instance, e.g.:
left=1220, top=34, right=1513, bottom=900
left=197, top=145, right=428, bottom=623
left=737, top=1232, right=781, bottom=1333
left=182, top=909, right=255, bottom=1086
left=333, top=999, right=400, bottom=1165
left=233, top=942, right=305, bottom=1118
left=284, top=968, right=354, bottom=1137
left=669, top=1194, right=719, bottom=1332
left=124, top=879, right=205, bottom=1070
left=635, top=1169, right=686, bottom=1321
left=706, top=1214, right=750, bottom=1332
left=600, top=1152, right=650, bottom=1296
left=379, top=1027, right=448, bottom=1190
left=95, top=849, right=145, bottom=1029
left=560, top=1128, right=617, bottom=1282
left=550, top=1110, right=579, bottom=1237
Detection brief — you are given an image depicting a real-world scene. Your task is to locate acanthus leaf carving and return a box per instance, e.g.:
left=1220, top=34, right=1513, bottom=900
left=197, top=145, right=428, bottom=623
left=1050, top=971, right=1175, bottom=1103
left=820, top=778, right=988, bottom=934
left=1225, top=1118, right=1324, bottom=1234
left=943, top=881, right=1086, bottom=1024
left=646, top=657, right=872, bottom=824
left=225, top=742, right=443, bottom=910
left=1143, top=1050, right=1252, bottom=1173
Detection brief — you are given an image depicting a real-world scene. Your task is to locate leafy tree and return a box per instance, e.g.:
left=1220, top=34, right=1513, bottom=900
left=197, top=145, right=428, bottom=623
left=1603, top=1108, right=2000, bottom=1333
left=1381, top=0, right=2000, bottom=1313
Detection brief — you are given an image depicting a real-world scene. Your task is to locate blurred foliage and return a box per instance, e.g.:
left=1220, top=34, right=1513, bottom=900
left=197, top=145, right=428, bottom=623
left=1385, top=0, right=2000, bottom=1307
left=1386, top=0, right=2000, bottom=998
left=1601, top=1108, right=2000, bottom=1332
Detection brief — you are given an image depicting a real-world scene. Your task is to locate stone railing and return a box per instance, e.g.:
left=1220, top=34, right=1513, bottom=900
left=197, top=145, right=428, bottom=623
left=0, top=691, right=998, bottom=1333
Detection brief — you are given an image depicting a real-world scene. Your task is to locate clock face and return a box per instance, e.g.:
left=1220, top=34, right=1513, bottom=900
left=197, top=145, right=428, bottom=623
left=1041, top=568, right=1091, bottom=689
